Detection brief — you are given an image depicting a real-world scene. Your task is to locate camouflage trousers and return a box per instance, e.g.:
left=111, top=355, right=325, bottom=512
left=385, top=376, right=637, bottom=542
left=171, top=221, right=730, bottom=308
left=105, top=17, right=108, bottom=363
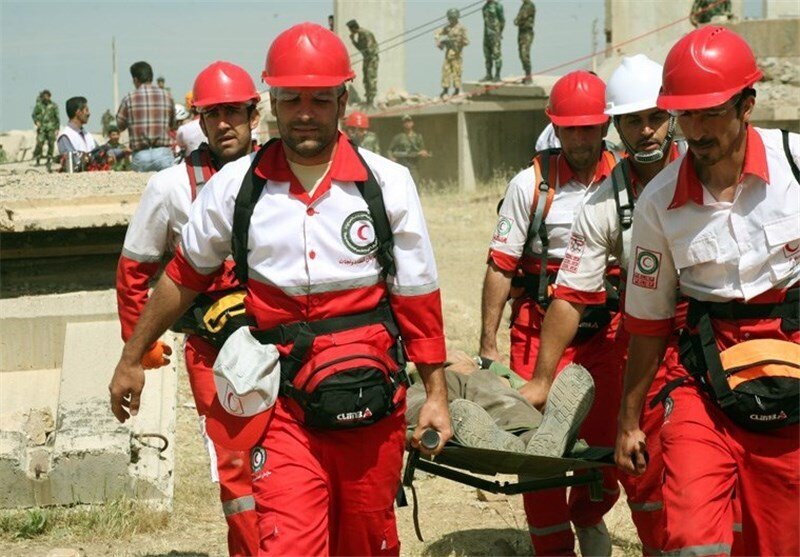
left=33, top=128, right=57, bottom=160
left=518, top=29, right=534, bottom=74
left=441, top=53, right=464, bottom=89
left=363, top=56, right=378, bottom=104
left=483, top=33, right=502, bottom=69
left=406, top=368, right=542, bottom=439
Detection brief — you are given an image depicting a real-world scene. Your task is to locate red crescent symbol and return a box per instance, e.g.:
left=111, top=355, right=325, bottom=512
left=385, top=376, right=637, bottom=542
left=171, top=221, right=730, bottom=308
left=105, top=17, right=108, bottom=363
left=356, top=224, right=370, bottom=241
left=785, top=241, right=800, bottom=254
left=226, top=391, right=244, bottom=415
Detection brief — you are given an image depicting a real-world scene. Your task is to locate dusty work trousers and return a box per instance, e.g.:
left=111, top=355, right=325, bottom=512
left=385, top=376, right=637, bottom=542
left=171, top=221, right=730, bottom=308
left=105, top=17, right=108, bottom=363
left=510, top=301, right=624, bottom=555
left=660, top=375, right=799, bottom=556
left=252, top=397, right=406, bottom=556
left=406, top=368, right=542, bottom=434
left=185, top=337, right=259, bottom=557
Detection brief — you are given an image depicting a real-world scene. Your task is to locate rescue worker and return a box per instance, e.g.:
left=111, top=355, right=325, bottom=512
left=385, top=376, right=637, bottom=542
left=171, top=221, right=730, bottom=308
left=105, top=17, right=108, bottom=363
left=344, top=111, right=380, bottom=153
left=531, top=54, right=682, bottom=556
left=114, top=61, right=261, bottom=557
left=479, top=70, right=620, bottom=556
left=109, top=23, right=451, bottom=556
left=434, top=8, right=469, bottom=99
left=615, top=26, right=799, bottom=555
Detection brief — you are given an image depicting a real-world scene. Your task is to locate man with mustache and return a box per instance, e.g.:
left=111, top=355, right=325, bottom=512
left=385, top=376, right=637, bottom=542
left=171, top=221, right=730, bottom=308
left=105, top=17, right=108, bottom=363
left=529, top=55, right=685, bottom=555
left=114, top=60, right=261, bottom=556
left=109, top=23, right=450, bottom=556
left=479, top=70, right=620, bottom=556
left=616, top=27, right=799, bottom=555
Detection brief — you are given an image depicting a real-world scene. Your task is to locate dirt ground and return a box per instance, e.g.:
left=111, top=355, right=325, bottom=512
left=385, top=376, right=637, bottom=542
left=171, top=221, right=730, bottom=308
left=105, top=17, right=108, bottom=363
left=0, top=187, right=640, bottom=557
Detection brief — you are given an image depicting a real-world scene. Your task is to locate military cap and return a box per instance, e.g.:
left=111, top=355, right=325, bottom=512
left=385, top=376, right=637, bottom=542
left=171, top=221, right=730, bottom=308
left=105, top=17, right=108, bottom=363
left=401, top=114, right=413, bottom=122
left=447, top=8, right=460, bottom=18
left=346, top=19, right=359, bottom=28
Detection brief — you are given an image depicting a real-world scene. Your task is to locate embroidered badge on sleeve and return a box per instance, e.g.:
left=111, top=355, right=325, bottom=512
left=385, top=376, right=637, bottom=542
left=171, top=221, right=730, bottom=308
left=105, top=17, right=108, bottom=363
left=631, top=247, right=661, bottom=290
left=492, top=216, right=514, bottom=244
left=561, top=234, right=585, bottom=273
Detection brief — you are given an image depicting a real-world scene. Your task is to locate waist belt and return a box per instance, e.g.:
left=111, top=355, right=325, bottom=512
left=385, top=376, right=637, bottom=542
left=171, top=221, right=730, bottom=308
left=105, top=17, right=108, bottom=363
left=515, top=272, right=621, bottom=313
left=687, top=288, right=799, bottom=326
left=251, top=301, right=402, bottom=382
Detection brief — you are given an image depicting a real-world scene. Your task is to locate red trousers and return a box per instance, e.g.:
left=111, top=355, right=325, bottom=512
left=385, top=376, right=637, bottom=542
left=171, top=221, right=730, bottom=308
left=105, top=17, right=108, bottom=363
left=251, top=397, right=406, bottom=556
left=185, top=337, right=259, bottom=557
left=660, top=376, right=799, bottom=556
left=511, top=304, right=624, bottom=556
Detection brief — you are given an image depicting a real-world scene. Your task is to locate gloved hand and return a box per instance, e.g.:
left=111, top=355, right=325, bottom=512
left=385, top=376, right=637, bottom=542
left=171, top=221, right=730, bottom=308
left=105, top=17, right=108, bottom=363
left=140, top=341, right=173, bottom=369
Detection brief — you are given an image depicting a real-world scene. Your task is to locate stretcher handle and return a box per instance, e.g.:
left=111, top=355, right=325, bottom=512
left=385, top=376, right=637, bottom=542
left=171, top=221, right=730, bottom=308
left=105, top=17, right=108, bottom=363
left=420, top=428, right=441, bottom=451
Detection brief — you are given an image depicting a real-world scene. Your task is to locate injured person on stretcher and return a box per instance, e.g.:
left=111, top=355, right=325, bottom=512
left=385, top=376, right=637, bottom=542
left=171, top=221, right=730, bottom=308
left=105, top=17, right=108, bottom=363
left=406, top=352, right=594, bottom=458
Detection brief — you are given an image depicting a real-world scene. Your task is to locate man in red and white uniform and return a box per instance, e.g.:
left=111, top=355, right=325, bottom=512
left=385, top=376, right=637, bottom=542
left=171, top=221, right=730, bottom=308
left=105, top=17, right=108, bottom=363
left=537, top=55, right=683, bottom=555
left=479, top=70, right=620, bottom=556
left=109, top=23, right=451, bottom=556
left=616, top=27, right=800, bottom=555
left=115, top=61, right=261, bottom=557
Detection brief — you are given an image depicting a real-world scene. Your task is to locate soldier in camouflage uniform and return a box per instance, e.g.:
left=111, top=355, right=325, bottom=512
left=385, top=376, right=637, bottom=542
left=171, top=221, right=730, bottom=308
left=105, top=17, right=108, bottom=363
left=690, top=0, right=732, bottom=26
left=388, top=114, right=430, bottom=184
left=347, top=19, right=379, bottom=106
left=435, top=8, right=470, bottom=99
left=32, top=90, right=60, bottom=166
left=101, top=109, right=114, bottom=137
left=515, top=0, right=535, bottom=84
left=0, top=144, right=7, bottom=165
left=482, top=0, right=505, bottom=82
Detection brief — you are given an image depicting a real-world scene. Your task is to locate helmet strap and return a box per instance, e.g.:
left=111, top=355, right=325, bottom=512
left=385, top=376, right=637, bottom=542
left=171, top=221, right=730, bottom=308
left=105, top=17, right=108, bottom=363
left=616, top=115, right=676, bottom=165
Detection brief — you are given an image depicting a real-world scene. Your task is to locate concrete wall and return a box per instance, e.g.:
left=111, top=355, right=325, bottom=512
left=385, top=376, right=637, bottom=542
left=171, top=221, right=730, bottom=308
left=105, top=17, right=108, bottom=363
left=732, top=18, right=800, bottom=57
left=0, top=291, right=177, bottom=509
left=764, top=0, right=800, bottom=18
left=335, top=0, right=406, bottom=101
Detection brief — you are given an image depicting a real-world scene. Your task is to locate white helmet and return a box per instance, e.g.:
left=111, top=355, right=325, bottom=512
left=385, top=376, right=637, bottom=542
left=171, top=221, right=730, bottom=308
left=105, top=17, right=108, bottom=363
left=174, top=103, right=190, bottom=121
left=605, top=54, right=663, bottom=115
left=605, top=54, right=675, bottom=164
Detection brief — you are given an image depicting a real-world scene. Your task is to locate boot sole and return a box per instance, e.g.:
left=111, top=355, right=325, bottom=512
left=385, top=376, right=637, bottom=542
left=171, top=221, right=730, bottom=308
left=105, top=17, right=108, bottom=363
left=450, top=398, right=525, bottom=453
left=526, top=363, right=595, bottom=457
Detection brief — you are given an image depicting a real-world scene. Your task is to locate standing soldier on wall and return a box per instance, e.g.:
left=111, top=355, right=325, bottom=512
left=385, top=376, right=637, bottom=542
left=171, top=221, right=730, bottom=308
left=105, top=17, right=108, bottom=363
left=482, top=0, right=505, bottom=82
left=435, top=8, right=470, bottom=99
left=32, top=89, right=59, bottom=166
left=388, top=114, right=430, bottom=184
left=515, top=0, right=535, bottom=84
left=347, top=19, right=379, bottom=106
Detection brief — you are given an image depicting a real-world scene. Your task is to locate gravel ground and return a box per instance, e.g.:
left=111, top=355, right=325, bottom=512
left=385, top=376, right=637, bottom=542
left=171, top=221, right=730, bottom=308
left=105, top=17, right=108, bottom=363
left=0, top=165, right=150, bottom=202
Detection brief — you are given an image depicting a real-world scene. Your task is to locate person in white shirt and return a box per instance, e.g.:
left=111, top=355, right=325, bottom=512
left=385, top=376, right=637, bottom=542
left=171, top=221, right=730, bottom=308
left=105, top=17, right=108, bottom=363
left=616, top=26, right=800, bottom=556
left=57, top=96, right=98, bottom=171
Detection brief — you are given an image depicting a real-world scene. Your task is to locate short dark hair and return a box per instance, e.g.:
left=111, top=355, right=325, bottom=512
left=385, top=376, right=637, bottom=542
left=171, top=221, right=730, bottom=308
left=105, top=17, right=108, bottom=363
left=66, top=96, right=87, bottom=119
left=735, top=87, right=756, bottom=117
left=346, top=19, right=359, bottom=29
left=130, top=61, right=154, bottom=83
left=41, top=89, right=51, bottom=97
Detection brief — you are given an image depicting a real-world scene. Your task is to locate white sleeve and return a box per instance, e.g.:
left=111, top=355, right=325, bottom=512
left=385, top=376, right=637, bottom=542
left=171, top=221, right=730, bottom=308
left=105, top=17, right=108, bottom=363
left=624, top=195, right=678, bottom=328
left=178, top=165, right=238, bottom=275
left=489, top=168, right=534, bottom=262
left=122, top=175, right=171, bottom=262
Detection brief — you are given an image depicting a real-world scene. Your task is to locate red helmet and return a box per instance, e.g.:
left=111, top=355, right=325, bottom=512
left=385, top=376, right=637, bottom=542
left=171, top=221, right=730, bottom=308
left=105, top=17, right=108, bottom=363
left=262, top=22, right=356, bottom=88
left=344, top=111, right=369, bottom=129
left=658, top=26, right=762, bottom=111
left=192, top=61, right=260, bottom=109
left=546, top=71, right=609, bottom=127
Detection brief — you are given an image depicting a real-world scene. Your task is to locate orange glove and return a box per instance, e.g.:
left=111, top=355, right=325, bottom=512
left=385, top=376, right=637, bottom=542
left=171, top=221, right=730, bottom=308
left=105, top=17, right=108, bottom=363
left=140, top=341, right=172, bottom=370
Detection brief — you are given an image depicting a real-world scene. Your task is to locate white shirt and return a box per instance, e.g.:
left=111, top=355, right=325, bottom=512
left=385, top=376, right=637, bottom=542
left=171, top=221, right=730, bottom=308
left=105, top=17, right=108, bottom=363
left=176, top=119, right=207, bottom=155
left=57, top=123, right=97, bottom=154
left=488, top=151, right=617, bottom=272
left=624, top=126, right=800, bottom=334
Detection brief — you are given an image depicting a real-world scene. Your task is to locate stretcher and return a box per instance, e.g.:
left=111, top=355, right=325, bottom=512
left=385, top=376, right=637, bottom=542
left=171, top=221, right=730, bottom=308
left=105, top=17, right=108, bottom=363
left=399, top=442, right=614, bottom=541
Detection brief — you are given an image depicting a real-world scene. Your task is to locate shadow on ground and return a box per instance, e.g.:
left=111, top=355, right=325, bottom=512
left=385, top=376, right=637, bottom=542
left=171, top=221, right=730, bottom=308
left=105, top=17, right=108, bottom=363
left=422, top=527, right=531, bottom=556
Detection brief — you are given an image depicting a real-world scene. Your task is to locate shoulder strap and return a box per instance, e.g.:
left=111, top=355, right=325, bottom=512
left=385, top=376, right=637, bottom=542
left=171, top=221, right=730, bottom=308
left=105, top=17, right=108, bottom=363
left=782, top=129, right=800, bottom=183
left=526, top=150, right=558, bottom=304
left=611, top=158, right=636, bottom=279
left=351, top=144, right=397, bottom=279
left=185, top=146, right=213, bottom=201
left=231, top=138, right=279, bottom=285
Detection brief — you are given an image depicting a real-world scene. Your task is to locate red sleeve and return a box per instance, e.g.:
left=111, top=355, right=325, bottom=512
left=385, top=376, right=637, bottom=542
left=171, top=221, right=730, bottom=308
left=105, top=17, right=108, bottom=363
left=553, top=284, right=607, bottom=305
left=164, top=246, right=219, bottom=293
left=116, top=255, right=160, bottom=341
left=624, top=313, right=674, bottom=337
left=390, top=289, right=446, bottom=365
left=487, top=249, right=519, bottom=272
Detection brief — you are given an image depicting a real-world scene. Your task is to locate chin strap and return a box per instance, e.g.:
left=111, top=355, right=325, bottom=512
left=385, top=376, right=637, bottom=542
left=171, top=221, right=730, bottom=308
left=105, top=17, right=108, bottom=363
left=617, top=115, right=676, bottom=164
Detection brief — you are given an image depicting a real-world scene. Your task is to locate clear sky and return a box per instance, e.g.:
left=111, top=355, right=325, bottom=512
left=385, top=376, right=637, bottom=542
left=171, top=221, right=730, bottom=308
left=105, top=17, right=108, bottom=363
left=0, top=0, right=761, bottom=131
